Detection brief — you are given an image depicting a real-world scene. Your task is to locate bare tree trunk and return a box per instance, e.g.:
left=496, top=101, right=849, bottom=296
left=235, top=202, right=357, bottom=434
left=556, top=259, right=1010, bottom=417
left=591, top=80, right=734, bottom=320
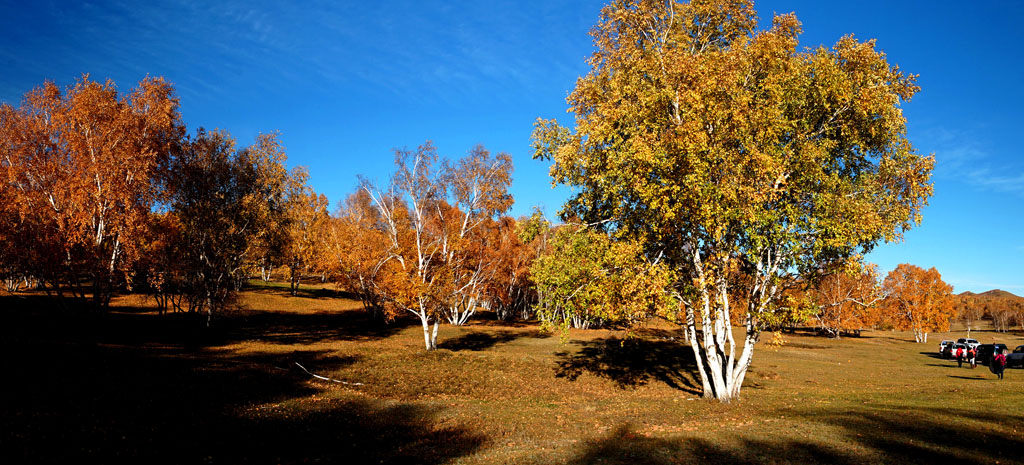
left=416, top=300, right=438, bottom=351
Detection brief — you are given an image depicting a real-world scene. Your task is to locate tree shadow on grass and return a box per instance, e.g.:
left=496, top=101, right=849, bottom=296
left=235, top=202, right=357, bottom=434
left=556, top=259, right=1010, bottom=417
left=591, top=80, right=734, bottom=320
left=438, top=329, right=547, bottom=352
left=554, top=336, right=702, bottom=394
left=785, top=341, right=835, bottom=350
left=947, top=374, right=990, bottom=380
left=567, top=406, right=1024, bottom=464
left=0, top=325, right=485, bottom=464
left=0, top=294, right=417, bottom=349
left=244, top=282, right=359, bottom=300
left=216, top=310, right=420, bottom=346
left=567, top=423, right=851, bottom=465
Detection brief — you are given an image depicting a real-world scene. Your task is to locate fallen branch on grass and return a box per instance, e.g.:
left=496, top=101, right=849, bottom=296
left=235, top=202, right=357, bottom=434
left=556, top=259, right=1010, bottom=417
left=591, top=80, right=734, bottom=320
left=293, top=362, right=364, bottom=386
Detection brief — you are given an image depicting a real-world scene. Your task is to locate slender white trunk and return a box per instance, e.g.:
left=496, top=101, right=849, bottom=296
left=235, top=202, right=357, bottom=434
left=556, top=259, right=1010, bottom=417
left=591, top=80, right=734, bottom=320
left=684, top=247, right=771, bottom=402
left=418, top=300, right=438, bottom=351
left=684, top=304, right=714, bottom=396
left=419, top=313, right=435, bottom=350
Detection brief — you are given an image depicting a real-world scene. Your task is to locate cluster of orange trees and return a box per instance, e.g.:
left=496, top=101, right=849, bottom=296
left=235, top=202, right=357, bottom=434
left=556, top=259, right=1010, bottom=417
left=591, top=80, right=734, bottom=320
left=0, top=75, right=961, bottom=343
left=802, top=265, right=1024, bottom=341
left=0, top=77, right=545, bottom=337
left=795, top=264, right=952, bottom=343
left=3, top=0, right=977, bottom=402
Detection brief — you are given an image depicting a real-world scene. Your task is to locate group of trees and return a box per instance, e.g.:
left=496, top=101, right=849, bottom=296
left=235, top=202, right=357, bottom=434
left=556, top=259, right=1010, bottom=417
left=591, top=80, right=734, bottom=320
left=0, top=77, right=183, bottom=309
left=0, top=74, right=557, bottom=344
left=804, top=263, right=953, bottom=342
left=804, top=264, right=1024, bottom=342
left=957, top=291, right=1024, bottom=334
left=4, top=0, right=965, bottom=404
left=333, top=142, right=533, bottom=350
left=0, top=76, right=319, bottom=324
left=531, top=0, right=932, bottom=401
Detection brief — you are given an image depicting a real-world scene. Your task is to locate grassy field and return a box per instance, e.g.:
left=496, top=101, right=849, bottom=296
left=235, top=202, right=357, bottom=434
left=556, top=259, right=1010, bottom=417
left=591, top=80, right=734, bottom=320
left=3, top=282, right=1023, bottom=464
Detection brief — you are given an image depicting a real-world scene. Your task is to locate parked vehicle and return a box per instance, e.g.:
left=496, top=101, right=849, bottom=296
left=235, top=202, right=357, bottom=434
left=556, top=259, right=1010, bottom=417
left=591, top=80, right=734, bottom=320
left=956, top=338, right=981, bottom=350
left=1006, top=345, right=1024, bottom=368
left=939, top=340, right=954, bottom=355
left=947, top=343, right=967, bottom=360
left=976, top=343, right=1009, bottom=366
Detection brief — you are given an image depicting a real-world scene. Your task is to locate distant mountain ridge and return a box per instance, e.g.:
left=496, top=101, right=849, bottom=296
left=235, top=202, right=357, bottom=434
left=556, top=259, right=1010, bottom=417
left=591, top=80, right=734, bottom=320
left=958, top=289, right=1021, bottom=299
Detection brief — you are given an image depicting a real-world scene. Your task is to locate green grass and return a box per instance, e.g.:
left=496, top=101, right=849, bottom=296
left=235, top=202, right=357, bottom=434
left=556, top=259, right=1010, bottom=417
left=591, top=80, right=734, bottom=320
left=2, top=286, right=1022, bottom=464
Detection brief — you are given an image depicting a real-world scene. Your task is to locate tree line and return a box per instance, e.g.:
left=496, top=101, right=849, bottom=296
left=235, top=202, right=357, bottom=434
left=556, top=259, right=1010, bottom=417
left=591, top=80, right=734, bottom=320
left=3, top=0, right=955, bottom=402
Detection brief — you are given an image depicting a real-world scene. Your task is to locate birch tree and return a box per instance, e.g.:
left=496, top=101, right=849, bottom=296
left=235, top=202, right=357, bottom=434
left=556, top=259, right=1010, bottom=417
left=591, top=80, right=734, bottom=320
left=357, top=142, right=514, bottom=350
left=330, top=189, right=397, bottom=321
left=882, top=264, right=953, bottom=343
left=438, top=145, right=513, bottom=325
left=0, top=75, right=183, bottom=308
left=532, top=0, right=933, bottom=401
left=954, top=295, right=985, bottom=338
left=810, top=264, right=882, bottom=338
left=531, top=225, right=674, bottom=336
left=282, top=171, right=332, bottom=295
left=165, top=129, right=293, bottom=325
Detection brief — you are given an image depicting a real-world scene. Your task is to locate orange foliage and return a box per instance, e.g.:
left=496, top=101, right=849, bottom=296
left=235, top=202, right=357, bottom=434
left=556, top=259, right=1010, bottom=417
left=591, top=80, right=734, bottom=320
left=810, top=264, right=882, bottom=338
left=882, top=264, right=954, bottom=343
left=0, top=75, right=183, bottom=307
left=333, top=142, right=515, bottom=350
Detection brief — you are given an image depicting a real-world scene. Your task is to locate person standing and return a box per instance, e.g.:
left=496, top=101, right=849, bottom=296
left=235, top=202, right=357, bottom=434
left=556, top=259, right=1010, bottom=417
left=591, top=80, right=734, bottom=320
left=994, top=349, right=1008, bottom=380
left=968, top=346, right=977, bottom=368
left=956, top=346, right=964, bottom=368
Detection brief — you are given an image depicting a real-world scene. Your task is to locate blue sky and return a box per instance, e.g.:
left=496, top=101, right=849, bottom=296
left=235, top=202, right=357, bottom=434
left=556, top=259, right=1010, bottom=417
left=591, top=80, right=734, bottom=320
left=1, top=0, right=1022, bottom=293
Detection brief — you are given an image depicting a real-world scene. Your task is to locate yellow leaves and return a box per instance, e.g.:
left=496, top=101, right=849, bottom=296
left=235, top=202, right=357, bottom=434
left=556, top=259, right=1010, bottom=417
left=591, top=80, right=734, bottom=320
left=882, top=264, right=954, bottom=334
left=532, top=226, right=674, bottom=335
left=0, top=75, right=184, bottom=306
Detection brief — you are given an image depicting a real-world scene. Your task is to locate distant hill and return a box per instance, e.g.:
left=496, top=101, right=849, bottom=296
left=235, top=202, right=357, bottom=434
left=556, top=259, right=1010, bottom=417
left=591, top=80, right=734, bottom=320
left=978, top=289, right=1021, bottom=299
left=957, top=289, right=1021, bottom=299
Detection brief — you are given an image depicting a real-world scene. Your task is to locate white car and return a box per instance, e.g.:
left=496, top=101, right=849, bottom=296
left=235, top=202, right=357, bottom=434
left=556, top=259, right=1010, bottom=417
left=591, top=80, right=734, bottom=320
left=939, top=340, right=954, bottom=354
left=957, top=338, right=980, bottom=350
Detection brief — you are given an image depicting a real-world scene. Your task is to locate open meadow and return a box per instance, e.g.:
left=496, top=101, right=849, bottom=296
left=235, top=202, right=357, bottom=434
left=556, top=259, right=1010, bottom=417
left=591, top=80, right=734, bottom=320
left=3, top=282, right=1022, bottom=464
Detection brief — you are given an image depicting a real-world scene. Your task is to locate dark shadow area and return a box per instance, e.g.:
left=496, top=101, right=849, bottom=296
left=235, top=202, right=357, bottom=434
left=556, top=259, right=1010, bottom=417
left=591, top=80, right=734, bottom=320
left=567, top=423, right=851, bottom=465
left=924, top=358, right=972, bottom=367
left=785, top=341, right=835, bottom=350
left=0, top=293, right=417, bottom=348
left=925, top=363, right=979, bottom=369
left=438, top=330, right=545, bottom=351
left=778, top=326, right=880, bottom=340
left=554, top=336, right=702, bottom=394
left=244, top=282, right=359, bottom=300
left=920, top=351, right=944, bottom=359
left=947, top=375, right=989, bottom=380
left=471, top=316, right=542, bottom=329
left=217, top=309, right=420, bottom=346
left=567, top=406, right=1024, bottom=464
left=0, top=302, right=485, bottom=464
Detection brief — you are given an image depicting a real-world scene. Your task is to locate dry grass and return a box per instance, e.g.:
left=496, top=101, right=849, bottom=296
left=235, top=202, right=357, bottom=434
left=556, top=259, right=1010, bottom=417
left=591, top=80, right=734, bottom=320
left=3, top=283, right=1023, bottom=464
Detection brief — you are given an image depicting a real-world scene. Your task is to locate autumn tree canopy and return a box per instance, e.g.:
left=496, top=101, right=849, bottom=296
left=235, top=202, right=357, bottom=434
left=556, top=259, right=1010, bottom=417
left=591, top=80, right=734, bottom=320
left=353, top=142, right=514, bottom=350
left=882, top=264, right=954, bottom=343
left=531, top=225, right=674, bottom=337
left=810, top=264, right=882, bottom=338
left=158, top=129, right=297, bottom=324
left=282, top=169, right=333, bottom=295
left=0, top=75, right=183, bottom=308
left=533, top=0, right=933, bottom=401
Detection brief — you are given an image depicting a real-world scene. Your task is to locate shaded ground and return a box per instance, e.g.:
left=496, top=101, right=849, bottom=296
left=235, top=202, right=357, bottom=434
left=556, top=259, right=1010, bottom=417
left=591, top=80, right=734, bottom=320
left=554, top=335, right=702, bottom=394
left=2, top=287, right=1023, bottom=464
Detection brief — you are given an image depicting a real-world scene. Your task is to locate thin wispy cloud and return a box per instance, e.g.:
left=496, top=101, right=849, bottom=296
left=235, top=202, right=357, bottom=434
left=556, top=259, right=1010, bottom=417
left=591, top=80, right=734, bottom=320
left=918, top=126, right=1024, bottom=196
left=965, top=169, right=1024, bottom=195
